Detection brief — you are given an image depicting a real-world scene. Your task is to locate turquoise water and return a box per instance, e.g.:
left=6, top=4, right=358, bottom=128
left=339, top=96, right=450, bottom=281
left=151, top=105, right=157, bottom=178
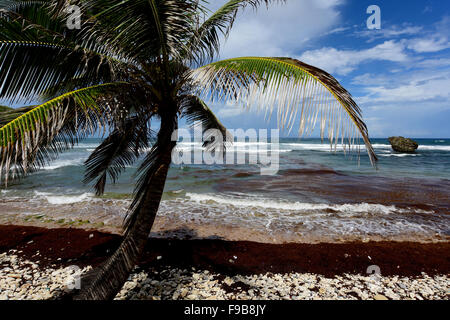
left=1, top=137, right=449, bottom=241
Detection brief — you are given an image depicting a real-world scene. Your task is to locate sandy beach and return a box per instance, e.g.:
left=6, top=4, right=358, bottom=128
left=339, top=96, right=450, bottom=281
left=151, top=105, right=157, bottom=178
left=0, top=224, right=448, bottom=300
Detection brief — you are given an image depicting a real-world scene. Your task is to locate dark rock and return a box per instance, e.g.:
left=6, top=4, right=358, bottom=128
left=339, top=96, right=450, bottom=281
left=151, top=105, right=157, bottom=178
left=388, top=137, right=419, bottom=153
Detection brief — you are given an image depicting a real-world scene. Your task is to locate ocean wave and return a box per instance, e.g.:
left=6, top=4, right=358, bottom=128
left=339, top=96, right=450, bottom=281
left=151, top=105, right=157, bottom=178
left=42, top=158, right=85, bottom=170
left=156, top=194, right=446, bottom=238
left=34, top=191, right=93, bottom=204
left=379, top=153, right=420, bottom=158
left=418, top=145, right=450, bottom=151
left=282, top=143, right=393, bottom=152
left=174, top=146, right=293, bottom=154
left=184, top=193, right=427, bottom=215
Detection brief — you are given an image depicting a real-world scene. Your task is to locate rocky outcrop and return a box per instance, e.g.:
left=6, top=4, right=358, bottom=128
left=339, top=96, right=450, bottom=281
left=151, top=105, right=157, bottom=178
left=388, top=137, right=419, bottom=153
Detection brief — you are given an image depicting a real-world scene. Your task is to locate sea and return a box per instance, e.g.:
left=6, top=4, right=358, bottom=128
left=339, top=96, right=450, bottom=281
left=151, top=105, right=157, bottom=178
left=1, top=138, right=449, bottom=243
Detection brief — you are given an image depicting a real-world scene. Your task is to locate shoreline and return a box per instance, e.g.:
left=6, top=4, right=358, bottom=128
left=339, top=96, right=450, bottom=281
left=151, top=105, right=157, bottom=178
left=0, top=224, right=449, bottom=300
left=1, top=224, right=449, bottom=277
left=0, top=206, right=448, bottom=245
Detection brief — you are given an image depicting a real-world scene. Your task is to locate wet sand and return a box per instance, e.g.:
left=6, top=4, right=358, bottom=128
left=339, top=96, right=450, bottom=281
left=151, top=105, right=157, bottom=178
left=1, top=224, right=449, bottom=277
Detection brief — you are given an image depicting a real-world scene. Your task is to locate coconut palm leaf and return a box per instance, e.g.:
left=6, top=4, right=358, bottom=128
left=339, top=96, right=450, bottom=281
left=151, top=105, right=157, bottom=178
left=0, top=41, right=118, bottom=103
left=191, top=56, right=378, bottom=165
left=182, top=95, right=231, bottom=149
left=0, top=41, right=117, bottom=103
left=69, top=0, right=199, bottom=63
left=83, top=114, right=152, bottom=196
left=0, top=0, right=59, bottom=28
left=0, top=1, right=140, bottom=67
left=0, top=82, right=128, bottom=184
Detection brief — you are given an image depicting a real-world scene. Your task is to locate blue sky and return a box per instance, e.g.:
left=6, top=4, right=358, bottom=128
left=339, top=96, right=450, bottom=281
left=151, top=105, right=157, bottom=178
left=206, top=0, right=450, bottom=138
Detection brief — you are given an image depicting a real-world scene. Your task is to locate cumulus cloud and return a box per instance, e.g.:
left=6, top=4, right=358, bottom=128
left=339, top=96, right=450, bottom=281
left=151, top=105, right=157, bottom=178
left=213, top=101, right=245, bottom=119
left=407, top=37, right=450, bottom=53
left=207, top=0, right=345, bottom=59
left=298, top=40, right=409, bottom=75
left=357, top=17, right=450, bottom=53
left=364, top=78, right=450, bottom=103
left=355, top=67, right=450, bottom=108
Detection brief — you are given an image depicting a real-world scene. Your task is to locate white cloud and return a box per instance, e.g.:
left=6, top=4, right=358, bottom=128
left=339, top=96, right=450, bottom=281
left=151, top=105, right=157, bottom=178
left=357, top=17, right=450, bottom=53
left=365, top=78, right=450, bottom=103
left=407, top=37, right=450, bottom=53
left=357, top=25, right=423, bottom=42
left=407, top=16, right=450, bottom=53
left=298, top=40, right=409, bottom=75
left=356, top=68, right=450, bottom=107
left=208, top=0, right=345, bottom=59
left=417, top=58, right=450, bottom=68
left=210, top=101, right=245, bottom=119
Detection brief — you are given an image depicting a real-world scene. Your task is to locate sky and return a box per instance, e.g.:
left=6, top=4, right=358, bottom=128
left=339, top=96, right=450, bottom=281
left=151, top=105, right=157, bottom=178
left=205, top=0, right=450, bottom=138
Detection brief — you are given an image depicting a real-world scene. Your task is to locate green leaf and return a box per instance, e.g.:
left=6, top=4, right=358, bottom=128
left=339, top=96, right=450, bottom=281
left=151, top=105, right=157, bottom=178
left=0, top=82, right=129, bottom=185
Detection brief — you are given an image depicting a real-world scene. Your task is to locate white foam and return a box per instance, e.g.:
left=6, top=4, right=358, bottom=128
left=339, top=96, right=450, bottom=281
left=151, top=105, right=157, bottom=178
left=418, top=145, right=450, bottom=151
left=168, top=141, right=450, bottom=154
left=157, top=194, right=445, bottom=238
left=185, top=193, right=406, bottom=215
left=34, top=191, right=93, bottom=204
left=283, top=143, right=393, bottom=153
left=42, top=158, right=85, bottom=170
left=73, top=143, right=100, bottom=149
left=379, top=153, right=419, bottom=158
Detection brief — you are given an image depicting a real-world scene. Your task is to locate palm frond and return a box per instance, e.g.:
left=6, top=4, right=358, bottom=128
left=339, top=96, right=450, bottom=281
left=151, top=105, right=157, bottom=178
left=66, top=0, right=198, bottom=64
left=0, top=0, right=61, bottom=37
left=0, top=82, right=128, bottom=185
left=0, top=41, right=116, bottom=103
left=83, top=114, right=152, bottom=196
left=191, top=57, right=377, bottom=165
left=181, top=95, right=231, bottom=150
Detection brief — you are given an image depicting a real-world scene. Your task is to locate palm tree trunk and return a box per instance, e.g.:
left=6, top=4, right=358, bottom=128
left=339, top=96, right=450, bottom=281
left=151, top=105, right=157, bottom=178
left=74, top=124, right=176, bottom=300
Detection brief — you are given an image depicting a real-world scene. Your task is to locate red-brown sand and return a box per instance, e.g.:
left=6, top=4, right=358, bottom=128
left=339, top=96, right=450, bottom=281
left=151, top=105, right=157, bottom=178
left=0, top=225, right=449, bottom=277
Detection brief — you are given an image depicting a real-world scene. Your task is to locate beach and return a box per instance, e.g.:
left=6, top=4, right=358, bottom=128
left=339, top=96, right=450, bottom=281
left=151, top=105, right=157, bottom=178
left=0, top=225, right=449, bottom=300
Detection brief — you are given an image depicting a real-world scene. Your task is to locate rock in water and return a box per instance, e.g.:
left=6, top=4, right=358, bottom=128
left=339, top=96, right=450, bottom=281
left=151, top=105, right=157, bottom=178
left=388, top=137, right=419, bottom=153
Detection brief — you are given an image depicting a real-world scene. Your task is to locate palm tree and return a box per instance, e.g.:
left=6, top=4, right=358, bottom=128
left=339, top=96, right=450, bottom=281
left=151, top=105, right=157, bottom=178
left=0, top=0, right=377, bottom=300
